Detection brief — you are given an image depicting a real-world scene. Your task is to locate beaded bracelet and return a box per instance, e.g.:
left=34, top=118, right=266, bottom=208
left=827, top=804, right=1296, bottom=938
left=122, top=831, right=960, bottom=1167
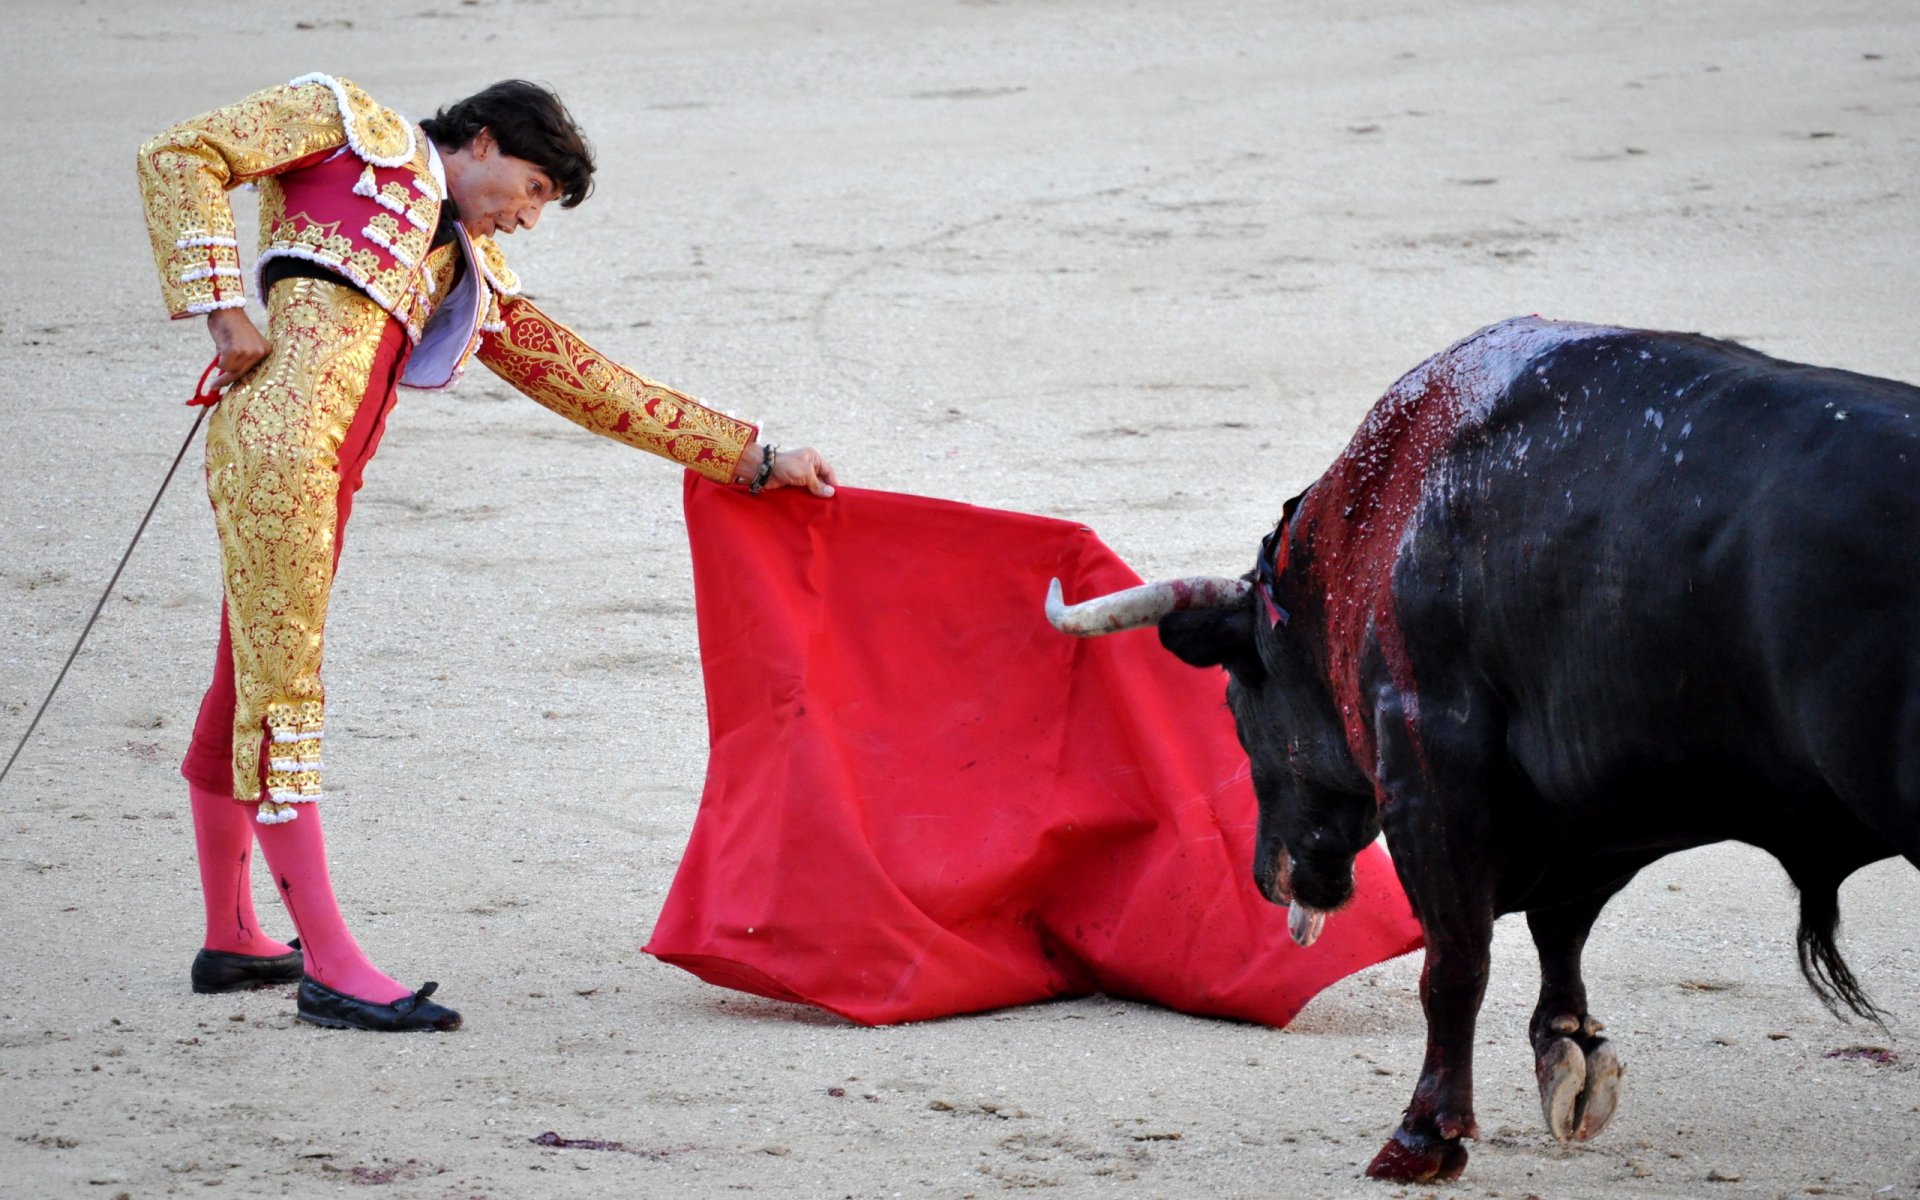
left=749, top=444, right=778, bottom=495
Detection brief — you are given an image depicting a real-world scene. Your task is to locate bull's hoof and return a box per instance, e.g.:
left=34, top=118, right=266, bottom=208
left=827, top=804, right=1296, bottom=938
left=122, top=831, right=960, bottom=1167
left=1537, top=1036, right=1587, bottom=1141
left=1364, top=1129, right=1469, bottom=1183
left=1536, top=1035, right=1624, bottom=1142
left=1573, top=1038, right=1624, bottom=1140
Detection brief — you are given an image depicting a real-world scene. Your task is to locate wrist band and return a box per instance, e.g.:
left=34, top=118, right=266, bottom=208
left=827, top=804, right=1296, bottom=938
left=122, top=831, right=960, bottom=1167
left=749, top=444, right=777, bottom=495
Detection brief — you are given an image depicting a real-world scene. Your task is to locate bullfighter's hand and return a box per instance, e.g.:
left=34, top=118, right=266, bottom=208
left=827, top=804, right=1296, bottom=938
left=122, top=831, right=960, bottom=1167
left=772, top=446, right=838, bottom=497
left=207, top=307, right=271, bottom=391
left=738, top=444, right=838, bottom=497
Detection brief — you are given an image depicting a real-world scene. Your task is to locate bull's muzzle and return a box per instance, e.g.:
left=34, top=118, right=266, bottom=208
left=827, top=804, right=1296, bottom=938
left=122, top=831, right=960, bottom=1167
left=1044, top=576, right=1251, bottom=636
left=1263, top=847, right=1328, bottom=949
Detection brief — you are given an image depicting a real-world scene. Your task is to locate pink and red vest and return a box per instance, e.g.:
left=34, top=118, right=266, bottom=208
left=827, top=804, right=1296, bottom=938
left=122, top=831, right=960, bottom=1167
left=253, top=74, right=521, bottom=389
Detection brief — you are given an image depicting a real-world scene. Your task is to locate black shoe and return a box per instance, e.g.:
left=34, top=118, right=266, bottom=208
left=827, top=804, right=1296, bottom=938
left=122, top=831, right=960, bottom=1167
left=191, top=939, right=304, bottom=994
left=296, top=977, right=462, bottom=1032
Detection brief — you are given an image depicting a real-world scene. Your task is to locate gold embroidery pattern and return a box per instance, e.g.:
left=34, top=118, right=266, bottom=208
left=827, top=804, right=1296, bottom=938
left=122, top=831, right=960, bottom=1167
left=474, top=235, right=521, bottom=295
left=304, top=74, right=415, bottom=165
left=204, top=279, right=393, bottom=806
left=261, top=700, right=326, bottom=824
left=361, top=210, right=435, bottom=274
left=422, top=240, right=463, bottom=300
left=364, top=212, right=404, bottom=254
left=477, top=297, right=758, bottom=482
left=373, top=181, right=434, bottom=231
left=137, top=82, right=350, bottom=316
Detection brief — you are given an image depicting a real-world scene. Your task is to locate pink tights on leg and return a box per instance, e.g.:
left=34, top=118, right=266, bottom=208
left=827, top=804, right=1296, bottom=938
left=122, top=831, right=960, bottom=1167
left=189, top=784, right=293, bottom=958
left=250, top=800, right=410, bottom=1004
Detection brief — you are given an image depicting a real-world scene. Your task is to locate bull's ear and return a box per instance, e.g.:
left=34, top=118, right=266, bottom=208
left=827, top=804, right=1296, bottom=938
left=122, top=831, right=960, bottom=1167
left=1158, top=605, right=1262, bottom=677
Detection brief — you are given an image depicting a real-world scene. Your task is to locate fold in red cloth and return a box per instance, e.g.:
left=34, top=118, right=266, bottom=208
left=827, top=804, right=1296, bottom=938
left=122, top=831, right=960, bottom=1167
left=645, top=477, right=1421, bottom=1026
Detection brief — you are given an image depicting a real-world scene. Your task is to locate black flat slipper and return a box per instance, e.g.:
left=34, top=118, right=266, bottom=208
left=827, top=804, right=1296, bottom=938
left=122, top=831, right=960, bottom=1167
left=295, top=976, right=462, bottom=1032
left=190, top=939, right=303, bottom=994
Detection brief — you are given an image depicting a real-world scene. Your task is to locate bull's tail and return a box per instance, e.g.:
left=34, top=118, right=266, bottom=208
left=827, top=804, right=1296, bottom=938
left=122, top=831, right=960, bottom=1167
left=1793, top=876, right=1884, bottom=1027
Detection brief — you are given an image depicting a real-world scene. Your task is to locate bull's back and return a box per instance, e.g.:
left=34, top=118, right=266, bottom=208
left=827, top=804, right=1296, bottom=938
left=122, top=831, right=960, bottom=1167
left=1395, top=324, right=1920, bottom=816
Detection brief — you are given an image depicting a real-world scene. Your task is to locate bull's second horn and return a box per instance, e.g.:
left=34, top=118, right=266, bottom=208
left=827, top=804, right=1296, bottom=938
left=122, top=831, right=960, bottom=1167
left=1044, top=575, right=1252, bottom=637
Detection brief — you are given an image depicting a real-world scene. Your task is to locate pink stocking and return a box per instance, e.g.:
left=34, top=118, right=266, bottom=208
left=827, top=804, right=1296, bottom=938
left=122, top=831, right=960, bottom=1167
left=252, top=804, right=409, bottom=1003
left=188, top=784, right=294, bottom=957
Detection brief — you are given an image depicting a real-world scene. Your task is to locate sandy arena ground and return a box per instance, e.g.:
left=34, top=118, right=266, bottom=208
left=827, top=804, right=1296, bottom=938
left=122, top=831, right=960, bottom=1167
left=4, top=2, right=1920, bottom=1197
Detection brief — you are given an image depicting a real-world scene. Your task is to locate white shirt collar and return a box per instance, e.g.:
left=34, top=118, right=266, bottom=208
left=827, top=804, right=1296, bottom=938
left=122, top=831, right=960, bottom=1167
left=426, top=139, right=448, bottom=200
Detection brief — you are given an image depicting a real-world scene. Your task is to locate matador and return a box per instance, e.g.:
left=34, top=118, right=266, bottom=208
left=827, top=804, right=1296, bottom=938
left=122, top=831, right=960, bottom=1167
left=138, top=73, right=836, bottom=1032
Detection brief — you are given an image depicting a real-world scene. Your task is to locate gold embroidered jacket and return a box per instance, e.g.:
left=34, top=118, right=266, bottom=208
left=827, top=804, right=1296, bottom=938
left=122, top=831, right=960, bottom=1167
left=139, top=75, right=764, bottom=812
left=137, top=72, right=759, bottom=481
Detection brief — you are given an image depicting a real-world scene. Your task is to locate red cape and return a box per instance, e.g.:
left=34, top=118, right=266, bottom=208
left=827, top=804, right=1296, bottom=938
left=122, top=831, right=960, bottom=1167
left=645, top=477, right=1421, bottom=1026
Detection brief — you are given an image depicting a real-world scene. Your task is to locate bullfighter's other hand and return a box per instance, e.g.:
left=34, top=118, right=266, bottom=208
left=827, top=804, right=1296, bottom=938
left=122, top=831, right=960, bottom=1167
left=737, top=444, right=838, bottom=498
left=207, top=307, right=271, bottom=391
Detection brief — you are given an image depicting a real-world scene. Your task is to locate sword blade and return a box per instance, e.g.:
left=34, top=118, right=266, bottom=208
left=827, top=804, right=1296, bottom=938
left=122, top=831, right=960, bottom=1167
left=0, top=402, right=211, bottom=790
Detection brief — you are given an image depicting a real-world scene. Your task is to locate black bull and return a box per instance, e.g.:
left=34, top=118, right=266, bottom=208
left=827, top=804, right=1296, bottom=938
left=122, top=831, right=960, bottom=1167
left=1050, top=317, right=1920, bottom=1183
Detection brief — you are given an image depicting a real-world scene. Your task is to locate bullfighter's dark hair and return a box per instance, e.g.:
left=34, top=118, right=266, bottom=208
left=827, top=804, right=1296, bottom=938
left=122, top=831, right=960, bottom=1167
left=421, top=80, right=595, bottom=208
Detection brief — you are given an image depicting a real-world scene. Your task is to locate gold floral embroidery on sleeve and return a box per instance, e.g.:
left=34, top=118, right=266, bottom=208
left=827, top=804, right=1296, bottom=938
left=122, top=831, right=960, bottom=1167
left=476, top=296, right=758, bottom=482
left=137, top=81, right=352, bottom=317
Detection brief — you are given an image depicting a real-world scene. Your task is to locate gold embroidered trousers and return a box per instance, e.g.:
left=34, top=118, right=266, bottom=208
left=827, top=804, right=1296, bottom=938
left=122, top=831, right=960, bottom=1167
left=193, top=278, right=408, bottom=819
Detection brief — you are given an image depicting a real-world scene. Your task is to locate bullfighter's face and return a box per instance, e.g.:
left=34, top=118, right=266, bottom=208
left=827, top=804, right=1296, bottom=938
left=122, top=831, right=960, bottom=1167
left=1161, top=600, right=1379, bottom=945
left=443, top=127, right=558, bottom=239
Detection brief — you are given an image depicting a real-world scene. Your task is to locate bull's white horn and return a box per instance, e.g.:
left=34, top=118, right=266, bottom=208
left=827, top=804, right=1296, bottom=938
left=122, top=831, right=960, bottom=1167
left=1044, top=575, right=1251, bottom=637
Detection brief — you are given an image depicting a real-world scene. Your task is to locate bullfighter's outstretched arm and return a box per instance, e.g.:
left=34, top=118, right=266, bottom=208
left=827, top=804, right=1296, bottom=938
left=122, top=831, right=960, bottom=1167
left=135, top=81, right=363, bottom=317
left=476, top=295, right=760, bottom=485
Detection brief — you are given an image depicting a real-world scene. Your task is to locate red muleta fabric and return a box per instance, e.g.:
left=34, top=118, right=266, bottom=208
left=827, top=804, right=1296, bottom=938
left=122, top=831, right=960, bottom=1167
left=645, top=476, right=1422, bottom=1026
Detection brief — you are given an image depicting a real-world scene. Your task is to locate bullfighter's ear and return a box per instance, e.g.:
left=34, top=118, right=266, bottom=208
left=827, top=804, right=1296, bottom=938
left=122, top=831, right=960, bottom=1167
left=1158, top=605, right=1261, bottom=677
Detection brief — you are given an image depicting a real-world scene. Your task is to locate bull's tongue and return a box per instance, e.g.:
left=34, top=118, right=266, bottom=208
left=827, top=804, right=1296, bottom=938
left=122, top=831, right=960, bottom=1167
left=1288, top=901, right=1327, bottom=948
